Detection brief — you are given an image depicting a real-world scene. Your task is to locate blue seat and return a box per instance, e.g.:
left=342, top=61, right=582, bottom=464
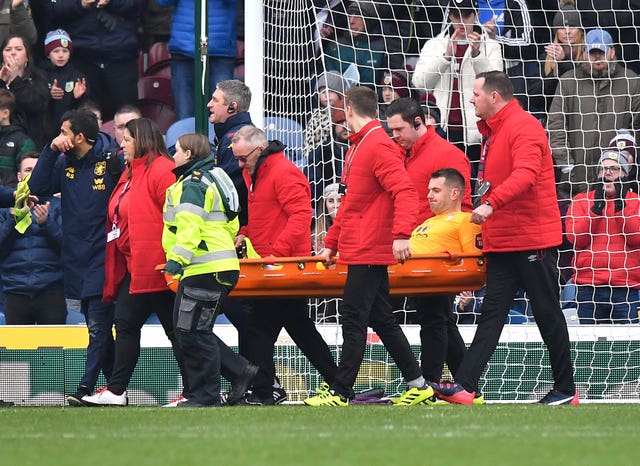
left=165, top=117, right=215, bottom=149
left=263, top=116, right=305, bottom=169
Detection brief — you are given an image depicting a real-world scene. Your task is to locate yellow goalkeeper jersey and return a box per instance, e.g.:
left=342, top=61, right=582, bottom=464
left=410, top=211, right=482, bottom=254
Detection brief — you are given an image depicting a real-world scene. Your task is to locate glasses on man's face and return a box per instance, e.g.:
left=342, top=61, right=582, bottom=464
left=600, top=165, right=621, bottom=173
left=233, top=147, right=259, bottom=163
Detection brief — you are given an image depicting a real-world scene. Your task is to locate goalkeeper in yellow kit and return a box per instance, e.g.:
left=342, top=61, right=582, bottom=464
left=409, top=168, right=483, bottom=402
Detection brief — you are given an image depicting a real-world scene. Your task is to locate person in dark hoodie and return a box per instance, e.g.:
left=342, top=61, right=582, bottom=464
left=41, top=29, right=87, bottom=142
left=28, top=108, right=123, bottom=406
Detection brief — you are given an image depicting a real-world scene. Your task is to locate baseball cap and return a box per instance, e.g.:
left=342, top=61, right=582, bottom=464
left=449, top=0, right=478, bottom=12
left=584, top=29, right=613, bottom=53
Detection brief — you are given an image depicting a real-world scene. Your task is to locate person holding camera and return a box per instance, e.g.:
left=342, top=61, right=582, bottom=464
left=412, top=0, right=502, bottom=179
left=566, top=150, right=640, bottom=324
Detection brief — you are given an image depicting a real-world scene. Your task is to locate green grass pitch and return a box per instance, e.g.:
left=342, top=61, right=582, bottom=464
left=1, top=404, right=638, bottom=466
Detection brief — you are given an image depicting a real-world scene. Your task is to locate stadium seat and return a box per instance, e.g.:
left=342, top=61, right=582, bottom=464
left=138, top=75, right=174, bottom=107
left=138, top=101, right=177, bottom=134
left=145, top=41, right=171, bottom=77
left=165, top=117, right=215, bottom=148
left=100, top=119, right=116, bottom=139
left=263, top=116, right=304, bottom=169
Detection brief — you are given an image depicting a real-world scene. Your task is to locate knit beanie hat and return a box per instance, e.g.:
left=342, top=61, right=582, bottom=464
left=315, top=71, right=348, bottom=96
left=45, top=29, right=73, bottom=56
left=609, top=129, right=636, bottom=161
left=380, top=71, right=410, bottom=98
left=553, top=1, right=582, bottom=29
left=599, top=150, right=630, bottom=175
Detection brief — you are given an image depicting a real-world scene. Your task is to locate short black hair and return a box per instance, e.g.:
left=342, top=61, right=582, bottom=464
left=385, top=98, right=425, bottom=126
left=476, top=71, right=514, bottom=101
left=431, top=168, right=465, bottom=191
left=61, top=109, right=99, bottom=144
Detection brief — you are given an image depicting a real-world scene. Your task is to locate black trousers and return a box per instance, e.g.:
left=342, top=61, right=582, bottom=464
left=415, top=295, right=466, bottom=382
left=332, top=265, right=422, bottom=399
left=455, top=248, right=575, bottom=394
left=3, top=282, right=67, bottom=324
left=173, top=271, right=238, bottom=406
left=109, top=274, right=188, bottom=395
left=244, top=298, right=338, bottom=398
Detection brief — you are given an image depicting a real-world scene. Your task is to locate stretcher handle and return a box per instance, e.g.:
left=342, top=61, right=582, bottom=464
left=239, top=253, right=483, bottom=265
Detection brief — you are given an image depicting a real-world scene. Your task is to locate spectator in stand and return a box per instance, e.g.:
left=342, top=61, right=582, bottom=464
left=0, top=0, right=37, bottom=47
left=78, top=100, right=103, bottom=128
left=158, top=0, right=237, bottom=120
left=378, top=70, right=410, bottom=127
left=28, top=109, right=123, bottom=406
left=232, top=125, right=339, bottom=405
left=303, top=71, right=347, bottom=168
left=113, top=105, right=142, bottom=146
left=306, top=106, right=348, bottom=207
left=412, top=0, right=502, bottom=178
left=409, top=168, right=482, bottom=390
left=0, top=34, right=48, bottom=147
left=547, top=28, right=640, bottom=200
left=208, top=80, right=252, bottom=228
left=42, top=29, right=87, bottom=143
left=80, top=118, right=188, bottom=406
left=324, top=1, right=388, bottom=90
left=47, top=0, right=144, bottom=120
left=433, top=71, right=577, bottom=406
left=311, top=0, right=350, bottom=55
left=528, top=1, right=586, bottom=120
left=0, top=89, right=36, bottom=187
left=140, top=0, right=173, bottom=50
left=312, top=182, right=342, bottom=254
left=303, top=87, right=432, bottom=407
left=565, top=150, right=640, bottom=324
left=0, top=151, right=66, bottom=325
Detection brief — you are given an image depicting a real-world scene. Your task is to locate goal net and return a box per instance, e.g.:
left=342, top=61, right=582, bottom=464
left=258, top=0, right=640, bottom=402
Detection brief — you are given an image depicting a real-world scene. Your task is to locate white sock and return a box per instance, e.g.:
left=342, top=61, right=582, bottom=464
left=407, top=376, right=426, bottom=389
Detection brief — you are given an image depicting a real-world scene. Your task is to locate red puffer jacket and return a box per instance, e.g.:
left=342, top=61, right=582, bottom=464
left=407, top=125, right=473, bottom=223
left=103, top=154, right=175, bottom=301
left=240, top=143, right=312, bottom=257
left=479, top=99, right=562, bottom=252
left=566, top=191, right=640, bottom=288
left=324, top=120, right=418, bottom=264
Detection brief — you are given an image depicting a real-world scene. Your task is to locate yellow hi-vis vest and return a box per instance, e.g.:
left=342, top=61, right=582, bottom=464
left=162, top=160, right=240, bottom=278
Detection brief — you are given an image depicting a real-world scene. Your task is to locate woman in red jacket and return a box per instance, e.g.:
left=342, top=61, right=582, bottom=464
left=83, top=118, right=187, bottom=406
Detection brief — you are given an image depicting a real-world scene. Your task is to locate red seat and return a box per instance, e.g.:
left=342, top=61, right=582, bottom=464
left=138, top=75, right=174, bottom=107
left=137, top=101, right=177, bottom=134
left=146, top=41, right=171, bottom=76
left=100, top=119, right=116, bottom=138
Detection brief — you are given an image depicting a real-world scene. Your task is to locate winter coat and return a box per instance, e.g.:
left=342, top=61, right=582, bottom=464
left=41, top=61, right=86, bottom=142
left=566, top=189, right=640, bottom=288
left=239, top=141, right=312, bottom=257
left=412, top=29, right=503, bottom=146
left=103, top=154, right=176, bottom=301
left=478, top=99, right=562, bottom=252
left=323, top=120, right=419, bottom=264
left=28, top=132, right=122, bottom=299
left=0, top=196, right=63, bottom=295
left=157, top=0, right=237, bottom=58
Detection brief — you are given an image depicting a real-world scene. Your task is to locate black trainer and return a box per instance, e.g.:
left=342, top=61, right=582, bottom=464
left=67, top=386, right=91, bottom=407
left=227, top=364, right=259, bottom=406
left=537, top=389, right=579, bottom=406
left=244, top=387, right=288, bottom=405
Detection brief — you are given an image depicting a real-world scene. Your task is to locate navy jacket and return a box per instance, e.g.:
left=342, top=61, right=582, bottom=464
left=0, top=186, right=13, bottom=208
left=213, top=111, right=253, bottom=226
left=28, top=132, right=122, bottom=299
left=0, top=196, right=64, bottom=296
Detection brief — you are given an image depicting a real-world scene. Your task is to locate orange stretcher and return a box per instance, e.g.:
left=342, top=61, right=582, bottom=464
left=229, top=254, right=486, bottom=298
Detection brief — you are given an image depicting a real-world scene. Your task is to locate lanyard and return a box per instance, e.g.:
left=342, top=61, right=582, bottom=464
left=342, top=125, right=380, bottom=184
left=477, top=135, right=490, bottom=183
left=112, top=180, right=130, bottom=226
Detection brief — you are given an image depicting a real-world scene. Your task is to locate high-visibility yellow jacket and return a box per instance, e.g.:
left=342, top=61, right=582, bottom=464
left=162, top=156, right=239, bottom=278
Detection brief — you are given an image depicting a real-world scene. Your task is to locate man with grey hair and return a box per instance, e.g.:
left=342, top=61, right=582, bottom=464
left=208, top=80, right=253, bottom=227
left=231, top=125, right=339, bottom=405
